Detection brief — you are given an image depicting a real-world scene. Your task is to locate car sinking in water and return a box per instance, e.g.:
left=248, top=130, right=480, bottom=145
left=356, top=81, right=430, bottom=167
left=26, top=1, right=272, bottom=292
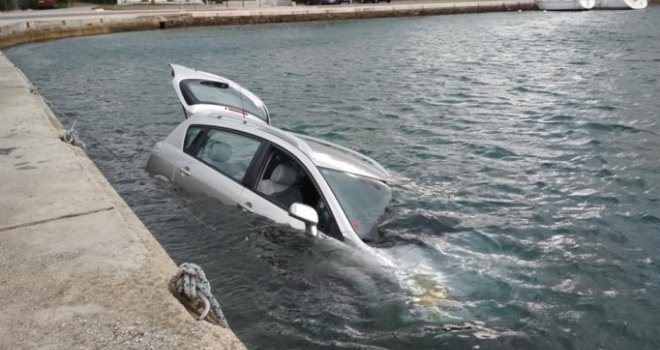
left=147, top=64, right=392, bottom=253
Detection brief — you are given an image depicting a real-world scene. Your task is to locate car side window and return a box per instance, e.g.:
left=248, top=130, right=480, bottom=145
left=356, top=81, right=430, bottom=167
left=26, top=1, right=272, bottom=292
left=184, top=126, right=205, bottom=153
left=193, top=128, right=262, bottom=182
left=256, top=148, right=341, bottom=239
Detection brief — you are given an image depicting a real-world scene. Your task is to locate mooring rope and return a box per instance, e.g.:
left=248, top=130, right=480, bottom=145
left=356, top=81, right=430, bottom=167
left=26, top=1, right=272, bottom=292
left=42, top=95, right=137, bottom=162
left=169, top=262, right=229, bottom=328
left=61, top=119, right=86, bottom=150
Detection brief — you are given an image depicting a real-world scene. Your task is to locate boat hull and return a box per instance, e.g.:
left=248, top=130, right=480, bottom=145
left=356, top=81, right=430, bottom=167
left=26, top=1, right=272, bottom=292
left=593, top=0, right=647, bottom=9
left=536, top=0, right=595, bottom=10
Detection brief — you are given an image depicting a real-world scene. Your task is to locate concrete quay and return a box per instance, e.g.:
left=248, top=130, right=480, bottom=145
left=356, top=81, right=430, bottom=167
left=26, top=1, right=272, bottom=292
left=0, top=1, right=536, bottom=48
left=0, top=51, right=246, bottom=349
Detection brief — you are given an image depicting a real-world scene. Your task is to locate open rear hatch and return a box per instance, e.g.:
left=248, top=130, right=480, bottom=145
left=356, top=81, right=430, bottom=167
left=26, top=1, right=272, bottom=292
left=169, top=64, right=270, bottom=125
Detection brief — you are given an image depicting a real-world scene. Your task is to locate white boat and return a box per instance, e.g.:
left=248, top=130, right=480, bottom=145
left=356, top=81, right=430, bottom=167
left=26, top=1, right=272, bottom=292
left=593, top=0, right=647, bottom=9
left=536, top=0, right=595, bottom=10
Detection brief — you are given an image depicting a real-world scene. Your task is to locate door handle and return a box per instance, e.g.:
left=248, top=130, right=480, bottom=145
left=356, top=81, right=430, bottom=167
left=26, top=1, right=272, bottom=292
left=179, top=166, right=191, bottom=177
left=238, top=201, right=253, bottom=212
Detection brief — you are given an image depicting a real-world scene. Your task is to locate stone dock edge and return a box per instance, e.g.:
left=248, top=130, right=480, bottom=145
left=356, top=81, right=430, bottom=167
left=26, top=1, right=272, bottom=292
left=0, top=1, right=536, bottom=49
left=0, top=51, right=246, bottom=349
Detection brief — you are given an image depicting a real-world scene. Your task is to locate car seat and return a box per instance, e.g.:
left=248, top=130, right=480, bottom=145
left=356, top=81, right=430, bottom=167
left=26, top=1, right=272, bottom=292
left=203, top=139, right=232, bottom=171
left=258, top=163, right=298, bottom=195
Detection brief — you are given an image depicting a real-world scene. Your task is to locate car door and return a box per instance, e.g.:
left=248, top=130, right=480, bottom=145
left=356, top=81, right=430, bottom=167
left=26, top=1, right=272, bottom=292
left=171, top=125, right=265, bottom=207
left=169, top=64, right=270, bottom=124
left=238, top=145, right=342, bottom=239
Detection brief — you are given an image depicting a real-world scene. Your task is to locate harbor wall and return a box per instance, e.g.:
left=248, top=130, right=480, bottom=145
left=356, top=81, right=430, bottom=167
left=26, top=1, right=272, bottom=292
left=0, top=1, right=536, bottom=49
left=0, top=51, right=246, bottom=350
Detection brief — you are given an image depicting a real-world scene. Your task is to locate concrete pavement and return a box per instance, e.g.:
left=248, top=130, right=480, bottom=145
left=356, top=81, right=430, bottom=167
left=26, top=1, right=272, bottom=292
left=0, top=51, right=246, bottom=349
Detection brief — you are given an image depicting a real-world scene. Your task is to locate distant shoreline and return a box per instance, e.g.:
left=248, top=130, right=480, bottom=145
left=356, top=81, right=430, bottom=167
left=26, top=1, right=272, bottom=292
left=1, top=0, right=655, bottom=50
left=1, top=1, right=535, bottom=49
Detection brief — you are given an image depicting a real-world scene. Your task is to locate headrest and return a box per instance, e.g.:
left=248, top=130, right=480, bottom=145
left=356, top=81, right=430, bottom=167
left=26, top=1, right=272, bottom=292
left=270, top=163, right=298, bottom=186
left=207, top=141, right=232, bottom=163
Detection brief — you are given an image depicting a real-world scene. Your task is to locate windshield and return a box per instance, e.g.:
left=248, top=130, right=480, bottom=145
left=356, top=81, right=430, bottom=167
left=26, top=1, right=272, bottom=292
left=180, top=79, right=268, bottom=122
left=320, top=168, right=391, bottom=239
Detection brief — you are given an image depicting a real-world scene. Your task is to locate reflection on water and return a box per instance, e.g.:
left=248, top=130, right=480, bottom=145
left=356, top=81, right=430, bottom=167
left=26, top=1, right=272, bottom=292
left=6, top=7, right=660, bottom=350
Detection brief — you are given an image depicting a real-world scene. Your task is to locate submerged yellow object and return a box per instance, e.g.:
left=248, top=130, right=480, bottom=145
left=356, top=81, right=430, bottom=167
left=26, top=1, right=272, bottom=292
left=409, top=274, right=453, bottom=306
left=416, top=287, right=452, bottom=306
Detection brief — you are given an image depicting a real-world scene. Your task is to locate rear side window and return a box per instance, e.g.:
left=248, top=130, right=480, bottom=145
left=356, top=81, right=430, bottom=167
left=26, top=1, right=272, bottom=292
left=193, top=128, right=262, bottom=182
left=184, top=126, right=205, bottom=153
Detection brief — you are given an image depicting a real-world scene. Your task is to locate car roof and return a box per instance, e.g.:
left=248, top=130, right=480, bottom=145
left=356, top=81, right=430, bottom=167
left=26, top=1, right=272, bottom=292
left=185, top=114, right=389, bottom=182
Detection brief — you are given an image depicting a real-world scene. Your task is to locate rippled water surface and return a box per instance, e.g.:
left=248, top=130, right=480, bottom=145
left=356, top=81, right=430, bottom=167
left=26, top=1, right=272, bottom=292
left=6, top=8, right=660, bottom=349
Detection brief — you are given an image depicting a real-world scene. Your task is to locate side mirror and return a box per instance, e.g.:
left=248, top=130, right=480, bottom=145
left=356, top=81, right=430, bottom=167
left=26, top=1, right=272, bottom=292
left=288, top=203, right=319, bottom=237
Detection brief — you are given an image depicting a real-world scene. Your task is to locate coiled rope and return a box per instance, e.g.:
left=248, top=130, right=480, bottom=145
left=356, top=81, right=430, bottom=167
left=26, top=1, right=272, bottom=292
left=61, top=119, right=86, bottom=150
left=169, top=262, right=229, bottom=328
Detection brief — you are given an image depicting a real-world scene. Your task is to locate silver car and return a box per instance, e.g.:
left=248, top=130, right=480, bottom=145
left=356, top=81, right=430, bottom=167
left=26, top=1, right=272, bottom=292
left=147, top=65, right=392, bottom=252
